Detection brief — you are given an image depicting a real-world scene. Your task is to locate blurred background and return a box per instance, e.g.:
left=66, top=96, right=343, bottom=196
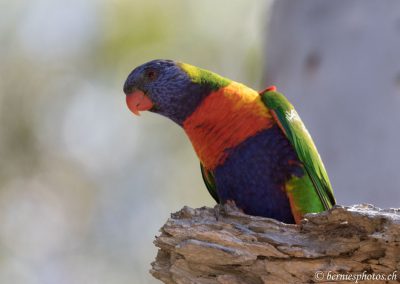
left=0, top=0, right=399, bottom=283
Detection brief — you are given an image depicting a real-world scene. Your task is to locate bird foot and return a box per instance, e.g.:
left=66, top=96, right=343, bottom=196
left=224, top=200, right=243, bottom=215
left=213, top=204, right=223, bottom=221
left=213, top=200, right=244, bottom=221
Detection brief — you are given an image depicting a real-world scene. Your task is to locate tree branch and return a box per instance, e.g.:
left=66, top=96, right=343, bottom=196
left=151, top=204, right=400, bottom=283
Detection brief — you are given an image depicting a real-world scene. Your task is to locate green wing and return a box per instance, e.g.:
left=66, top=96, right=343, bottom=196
left=261, top=88, right=336, bottom=212
left=200, top=163, right=220, bottom=203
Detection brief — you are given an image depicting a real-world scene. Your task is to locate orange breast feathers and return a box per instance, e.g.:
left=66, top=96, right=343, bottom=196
left=183, top=82, right=274, bottom=170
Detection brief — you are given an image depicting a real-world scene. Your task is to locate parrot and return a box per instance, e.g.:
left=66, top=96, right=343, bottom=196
left=123, top=59, right=335, bottom=224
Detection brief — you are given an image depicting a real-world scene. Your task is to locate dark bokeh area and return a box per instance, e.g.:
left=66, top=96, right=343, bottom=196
left=0, top=0, right=268, bottom=283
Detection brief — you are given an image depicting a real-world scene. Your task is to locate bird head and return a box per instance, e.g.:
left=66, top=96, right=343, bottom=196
left=123, top=59, right=230, bottom=125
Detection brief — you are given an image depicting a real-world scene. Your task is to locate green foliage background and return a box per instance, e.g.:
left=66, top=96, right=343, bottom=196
left=0, top=0, right=269, bottom=283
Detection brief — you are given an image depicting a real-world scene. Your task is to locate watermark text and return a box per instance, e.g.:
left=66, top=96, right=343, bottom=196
left=314, top=270, right=397, bottom=283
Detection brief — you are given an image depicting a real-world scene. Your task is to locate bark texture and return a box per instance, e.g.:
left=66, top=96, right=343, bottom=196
left=151, top=204, right=400, bottom=284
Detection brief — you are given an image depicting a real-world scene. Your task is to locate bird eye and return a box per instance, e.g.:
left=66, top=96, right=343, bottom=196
left=145, top=69, right=157, bottom=81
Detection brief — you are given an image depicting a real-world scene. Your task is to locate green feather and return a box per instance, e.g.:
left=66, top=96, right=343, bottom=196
left=200, top=163, right=219, bottom=203
left=178, top=62, right=229, bottom=204
left=178, top=62, right=231, bottom=90
left=261, top=89, right=336, bottom=213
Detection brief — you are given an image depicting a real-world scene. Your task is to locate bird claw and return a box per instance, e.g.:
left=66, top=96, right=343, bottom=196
left=214, top=204, right=222, bottom=221
left=213, top=201, right=245, bottom=221
left=224, top=200, right=243, bottom=214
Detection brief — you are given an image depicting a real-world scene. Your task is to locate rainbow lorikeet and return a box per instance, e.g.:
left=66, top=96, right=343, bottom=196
left=123, top=59, right=335, bottom=224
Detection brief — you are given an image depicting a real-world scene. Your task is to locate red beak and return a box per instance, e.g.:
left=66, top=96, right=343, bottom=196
left=126, top=90, right=154, bottom=116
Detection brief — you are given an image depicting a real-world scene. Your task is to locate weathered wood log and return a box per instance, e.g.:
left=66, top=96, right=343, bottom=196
left=151, top=204, right=400, bottom=284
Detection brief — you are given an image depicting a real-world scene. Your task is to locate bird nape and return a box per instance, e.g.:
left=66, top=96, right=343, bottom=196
left=123, top=59, right=336, bottom=224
